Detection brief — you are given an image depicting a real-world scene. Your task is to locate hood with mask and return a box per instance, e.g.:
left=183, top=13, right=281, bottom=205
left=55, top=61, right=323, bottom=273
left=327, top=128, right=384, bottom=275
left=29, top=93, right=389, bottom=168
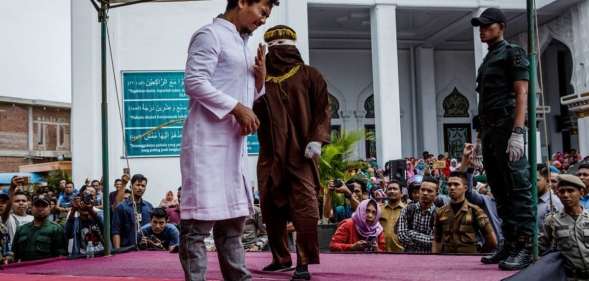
left=264, top=25, right=304, bottom=77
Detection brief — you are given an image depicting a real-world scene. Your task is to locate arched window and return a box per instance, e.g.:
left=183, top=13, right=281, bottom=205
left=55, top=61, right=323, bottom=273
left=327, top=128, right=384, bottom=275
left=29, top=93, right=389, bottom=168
left=443, top=88, right=469, bottom=118
left=364, top=95, right=374, bottom=119
left=329, top=94, right=340, bottom=119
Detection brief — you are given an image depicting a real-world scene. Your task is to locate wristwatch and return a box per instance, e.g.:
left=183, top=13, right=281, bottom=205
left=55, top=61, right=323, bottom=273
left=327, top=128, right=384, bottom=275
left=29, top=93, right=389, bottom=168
left=512, top=127, right=526, bottom=134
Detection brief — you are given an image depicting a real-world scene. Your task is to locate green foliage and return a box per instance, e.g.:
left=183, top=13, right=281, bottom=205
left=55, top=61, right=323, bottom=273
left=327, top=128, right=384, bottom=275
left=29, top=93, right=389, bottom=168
left=46, top=169, right=71, bottom=192
left=319, top=130, right=370, bottom=188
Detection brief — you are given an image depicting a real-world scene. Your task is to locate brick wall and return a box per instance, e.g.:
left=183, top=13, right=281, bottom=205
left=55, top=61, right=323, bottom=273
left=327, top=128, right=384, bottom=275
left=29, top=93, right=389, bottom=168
left=0, top=157, right=31, bottom=172
left=0, top=103, right=28, bottom=150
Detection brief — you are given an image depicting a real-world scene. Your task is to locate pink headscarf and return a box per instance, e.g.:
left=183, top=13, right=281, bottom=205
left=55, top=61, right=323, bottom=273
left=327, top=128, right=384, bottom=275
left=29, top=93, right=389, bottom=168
left=352, top=199, right=383, bottom=238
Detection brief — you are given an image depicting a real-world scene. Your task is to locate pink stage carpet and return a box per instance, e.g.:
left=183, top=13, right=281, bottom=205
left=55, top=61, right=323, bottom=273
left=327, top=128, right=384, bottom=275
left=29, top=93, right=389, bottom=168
left=0, top=251, right=517, bottom=281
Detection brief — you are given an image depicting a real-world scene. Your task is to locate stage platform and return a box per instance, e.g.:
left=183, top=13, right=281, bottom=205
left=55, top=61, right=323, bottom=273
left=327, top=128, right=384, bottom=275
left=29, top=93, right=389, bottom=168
left=0, top=251, right=517, bottom=281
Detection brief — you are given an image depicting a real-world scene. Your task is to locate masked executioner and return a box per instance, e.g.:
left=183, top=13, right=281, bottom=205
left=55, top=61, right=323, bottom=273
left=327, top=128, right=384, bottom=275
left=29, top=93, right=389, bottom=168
left=253, top=25, right=331, bottom=281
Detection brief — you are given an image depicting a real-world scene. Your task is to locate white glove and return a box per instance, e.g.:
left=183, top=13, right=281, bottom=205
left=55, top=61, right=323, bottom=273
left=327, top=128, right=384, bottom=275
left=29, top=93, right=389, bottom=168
left=506, top=132, right=525, bottom=162
left=304, top=142, right=322, bottom=159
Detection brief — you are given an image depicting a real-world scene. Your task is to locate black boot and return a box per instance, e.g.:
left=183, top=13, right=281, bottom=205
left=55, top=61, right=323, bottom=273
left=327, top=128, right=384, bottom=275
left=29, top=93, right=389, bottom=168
left=499, top=237, right=533, bottom=271
left=291, top=265, right=311, bottom=281
left=481, top=241, right=512, bottom=264
left=263, top=262, right=293, bottom=272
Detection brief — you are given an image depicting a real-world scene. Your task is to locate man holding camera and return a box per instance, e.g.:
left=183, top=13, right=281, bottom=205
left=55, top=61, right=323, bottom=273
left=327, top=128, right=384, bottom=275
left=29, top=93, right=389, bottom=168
left=139, top=207, right=179, bottom=252
left=64, top=190, right=104, bottom=257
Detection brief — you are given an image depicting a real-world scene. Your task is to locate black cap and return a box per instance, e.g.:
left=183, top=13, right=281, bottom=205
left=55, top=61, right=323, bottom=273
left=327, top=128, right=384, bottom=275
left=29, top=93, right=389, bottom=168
left=0, top=189, right=9, bottom=200
left=471, top=8, right=506, bottom=26
left=33, top=195, right=50, bottom=207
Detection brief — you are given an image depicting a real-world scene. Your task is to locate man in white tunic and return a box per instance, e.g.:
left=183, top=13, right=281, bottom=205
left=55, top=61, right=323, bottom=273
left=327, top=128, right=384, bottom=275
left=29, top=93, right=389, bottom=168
left=179, top=1, right=279, bottom=280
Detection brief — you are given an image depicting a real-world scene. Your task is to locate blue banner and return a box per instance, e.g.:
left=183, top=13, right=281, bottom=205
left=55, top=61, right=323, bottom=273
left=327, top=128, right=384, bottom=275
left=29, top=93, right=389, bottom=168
left=122, top=71, right=259, bottom=157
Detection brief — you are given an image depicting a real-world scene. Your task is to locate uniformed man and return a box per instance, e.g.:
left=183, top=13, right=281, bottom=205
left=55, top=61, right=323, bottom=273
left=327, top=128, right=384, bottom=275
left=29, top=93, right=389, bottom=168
left=12, top=195, right=66, bottom=262
left=541, top=174, right=589, bottom=280
left=471, top=8, right=534, bottom=270
left=433, top=171, right=497, bottom=254
left=379, top=180, right=406, bottom=253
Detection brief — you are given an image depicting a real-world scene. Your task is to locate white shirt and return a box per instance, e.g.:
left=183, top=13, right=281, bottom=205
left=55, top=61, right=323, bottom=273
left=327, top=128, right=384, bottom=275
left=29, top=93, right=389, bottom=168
left=180, top=16, right=263, bottom=220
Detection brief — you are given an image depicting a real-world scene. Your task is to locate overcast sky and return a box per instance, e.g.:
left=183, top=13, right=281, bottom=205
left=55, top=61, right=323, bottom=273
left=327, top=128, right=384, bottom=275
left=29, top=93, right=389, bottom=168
left=0, top=0, right=71, bottom=103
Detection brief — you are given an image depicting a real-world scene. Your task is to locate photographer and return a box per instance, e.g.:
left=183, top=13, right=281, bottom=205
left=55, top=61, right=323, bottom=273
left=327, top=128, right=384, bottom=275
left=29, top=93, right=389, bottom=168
left=329, top=199, right=385, bottom=252
left=64, top=190, right=104, bottom=257
left=138, top=208, right=179, bottom=252
left=323, top=179, right=366, bottom=223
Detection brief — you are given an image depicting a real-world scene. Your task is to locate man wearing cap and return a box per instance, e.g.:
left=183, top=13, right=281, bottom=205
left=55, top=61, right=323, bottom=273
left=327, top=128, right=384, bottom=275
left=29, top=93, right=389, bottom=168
left=253, top=25, right=330, bottom=280
left=471, top=8, right=534, bottom=270
left=540, top=174, right=589, bottom=280
left=12, top=194, right=66, bottom=262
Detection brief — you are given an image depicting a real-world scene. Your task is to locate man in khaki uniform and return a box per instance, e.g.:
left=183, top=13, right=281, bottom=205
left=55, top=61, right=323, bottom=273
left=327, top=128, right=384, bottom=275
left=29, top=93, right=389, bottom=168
left=541, top=174, right=589, bottom=280
left=433, top=171, right=497, bottom=253
left=379, top=180, right=405, bottom=252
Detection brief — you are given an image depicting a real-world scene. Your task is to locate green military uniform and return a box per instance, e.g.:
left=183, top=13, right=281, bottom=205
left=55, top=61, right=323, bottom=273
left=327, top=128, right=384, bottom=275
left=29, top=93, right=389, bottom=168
left=541, top=209, right=589, bottom=280
left=12, top=219, right=66, bottom=262
left=434, top=200, right=495, bottom=253
left=476, top=40, right=533, bottom=242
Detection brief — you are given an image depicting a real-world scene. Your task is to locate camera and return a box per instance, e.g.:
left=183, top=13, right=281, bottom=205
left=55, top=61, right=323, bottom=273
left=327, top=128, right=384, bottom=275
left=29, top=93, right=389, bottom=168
left=333, top=179, right=354, bottom=190
left=365, top=236, right=377, bottom=252
left=81, top=192, right=94, bottom=205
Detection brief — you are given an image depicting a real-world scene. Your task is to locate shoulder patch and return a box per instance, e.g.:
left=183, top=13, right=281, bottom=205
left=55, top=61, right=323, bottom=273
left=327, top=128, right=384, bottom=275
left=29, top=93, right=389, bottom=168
left=508, top=46, right=529, bottom=68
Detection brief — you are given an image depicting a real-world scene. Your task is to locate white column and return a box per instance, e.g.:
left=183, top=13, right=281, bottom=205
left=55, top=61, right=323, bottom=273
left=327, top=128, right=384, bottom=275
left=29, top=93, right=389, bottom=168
left=71, top=0, right=101, bottom=186
left=415, top=47, right=439, bottom=155
left=371, top=4, right=402, bottom=167
left=579, top=116, right=589, bottom=157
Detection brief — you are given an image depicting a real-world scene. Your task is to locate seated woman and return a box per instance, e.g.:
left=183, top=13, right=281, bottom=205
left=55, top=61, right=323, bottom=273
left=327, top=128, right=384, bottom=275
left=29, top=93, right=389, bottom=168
left=329, top=199, right=385, bottom=252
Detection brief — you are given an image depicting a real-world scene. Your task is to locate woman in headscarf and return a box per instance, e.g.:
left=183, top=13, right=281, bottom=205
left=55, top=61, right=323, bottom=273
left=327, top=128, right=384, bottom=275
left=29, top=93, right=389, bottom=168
left=449, top=158, right=461, bottom=172
left=159, top=190, right=178, bottom=208
left=406, top=158, right=416, bottom=179
left=329, top=199, right=385, bottom=252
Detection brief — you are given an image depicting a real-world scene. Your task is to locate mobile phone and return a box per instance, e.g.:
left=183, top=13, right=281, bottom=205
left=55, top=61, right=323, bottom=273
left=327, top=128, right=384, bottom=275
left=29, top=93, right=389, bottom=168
left=123, top=168, right=130, bottom=175
left=22, top=176, right=30, bottom=186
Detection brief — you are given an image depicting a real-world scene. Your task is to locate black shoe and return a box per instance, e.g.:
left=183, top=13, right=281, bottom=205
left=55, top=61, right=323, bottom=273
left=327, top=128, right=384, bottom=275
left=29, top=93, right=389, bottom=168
left=499, top=248, right=533, bottom=271
left=291, top=265, right=311, bottom=281
left=481, top=243, right=512, bottom=264
left=263, top=262, right=294, bottom=272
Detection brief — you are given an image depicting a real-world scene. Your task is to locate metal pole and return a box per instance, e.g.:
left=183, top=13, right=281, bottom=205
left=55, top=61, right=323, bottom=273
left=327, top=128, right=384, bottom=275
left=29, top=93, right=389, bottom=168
left=527, top=0, right=539, bottom=261
left=99, top=2, right=112, bottom=256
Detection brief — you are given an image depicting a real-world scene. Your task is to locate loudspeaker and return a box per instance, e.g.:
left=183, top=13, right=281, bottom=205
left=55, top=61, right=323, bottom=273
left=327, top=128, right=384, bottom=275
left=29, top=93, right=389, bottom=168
left=385, top=159, right=406, bottom=186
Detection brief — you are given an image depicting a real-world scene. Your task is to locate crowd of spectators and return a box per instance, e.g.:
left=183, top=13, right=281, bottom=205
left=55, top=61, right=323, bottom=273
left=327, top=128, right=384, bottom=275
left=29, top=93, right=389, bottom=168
left=0, top=171, right=269, bottom=265
left=0, top=147, right=587, bottom=277
left=322, top=146, right=589, bottom=260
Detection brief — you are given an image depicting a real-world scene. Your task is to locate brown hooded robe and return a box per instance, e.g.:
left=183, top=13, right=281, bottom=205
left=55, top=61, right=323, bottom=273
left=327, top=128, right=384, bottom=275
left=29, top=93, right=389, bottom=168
left=253, top=45, right=331, bottom=266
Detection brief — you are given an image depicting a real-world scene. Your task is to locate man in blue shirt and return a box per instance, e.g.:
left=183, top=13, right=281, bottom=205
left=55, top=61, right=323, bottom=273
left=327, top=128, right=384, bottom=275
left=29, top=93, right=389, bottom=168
left=57, top=182, right=77, bottom=213
left=139, top=208, right=179, bottom=252
left=112, top=174, right=153, bottom=249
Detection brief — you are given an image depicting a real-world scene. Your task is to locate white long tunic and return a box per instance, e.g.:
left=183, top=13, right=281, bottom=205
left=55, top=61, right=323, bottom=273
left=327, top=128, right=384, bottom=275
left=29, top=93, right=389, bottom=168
left=180, top=17, right=263, bottom=221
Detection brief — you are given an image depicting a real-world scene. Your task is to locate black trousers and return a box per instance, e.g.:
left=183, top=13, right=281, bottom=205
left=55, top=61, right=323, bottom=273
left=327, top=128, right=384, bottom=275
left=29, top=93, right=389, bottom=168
left=481, top=118, right=534, bottom=241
